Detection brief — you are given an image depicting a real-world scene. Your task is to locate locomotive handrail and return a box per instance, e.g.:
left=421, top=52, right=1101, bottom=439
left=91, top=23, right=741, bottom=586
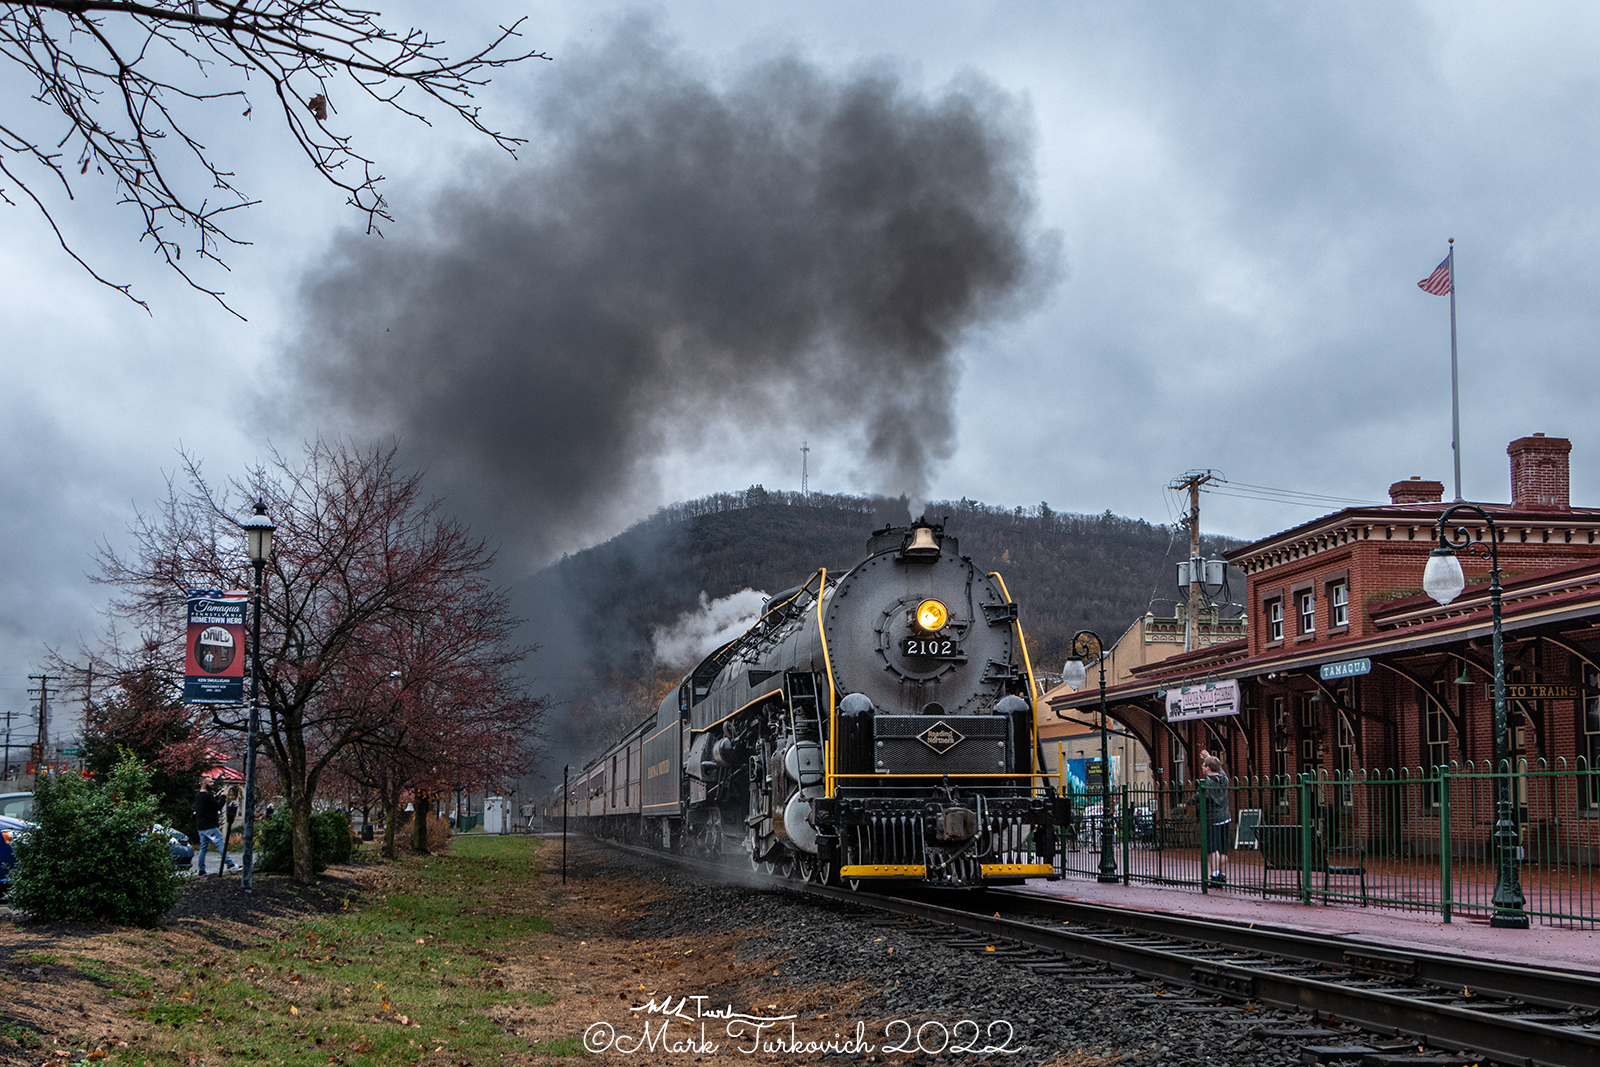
left=989, top=571, right=1045, bottom=796
left=816, top=566, right=839, bottom=796
left=832, top=772, right=1061, bottom=779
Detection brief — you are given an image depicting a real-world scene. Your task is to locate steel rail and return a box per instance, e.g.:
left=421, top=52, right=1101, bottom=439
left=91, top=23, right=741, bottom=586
left=587, top=838, right=1600, bottom=1066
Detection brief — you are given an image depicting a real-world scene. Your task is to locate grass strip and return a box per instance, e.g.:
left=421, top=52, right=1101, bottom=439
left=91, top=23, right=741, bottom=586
left=96, top=835, right=562, bottom=1067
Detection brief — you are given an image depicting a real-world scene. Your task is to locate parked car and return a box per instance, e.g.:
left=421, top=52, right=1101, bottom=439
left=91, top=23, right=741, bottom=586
left=0, top=814, right=31, bottom=889
left=0, top=793, right=34, bottom=821
left=151, top=825, right=195, bottom=869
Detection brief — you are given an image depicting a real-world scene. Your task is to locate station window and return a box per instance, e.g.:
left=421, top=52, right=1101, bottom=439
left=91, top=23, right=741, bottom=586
left=1330, top=582, right=1349, bottom=628
left=1336, top=708, right=1356, bottom=807
left=1270, top=696, right=1290, bottom=808
left=1297, top=692, right=1319, bottom=774
left=1298, top=591, right=1316, bottom=635
left=1422, top=683, right=1451, bottom=808
left=1265, top=599, right=1284, bottom=642
left=1584, top=670, right=1600, bottom=809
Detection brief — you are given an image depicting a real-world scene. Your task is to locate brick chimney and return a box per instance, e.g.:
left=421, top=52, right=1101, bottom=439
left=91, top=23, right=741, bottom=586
left=1389, top=476, right=1444, bottom=505
left=1508, top=433, right=1571, bottom=511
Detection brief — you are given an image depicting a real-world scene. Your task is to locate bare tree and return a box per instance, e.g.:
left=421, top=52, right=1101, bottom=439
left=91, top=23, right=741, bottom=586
left=77, top=439, right=546, bottom=883
left=0, top=2, right=546, bottom=313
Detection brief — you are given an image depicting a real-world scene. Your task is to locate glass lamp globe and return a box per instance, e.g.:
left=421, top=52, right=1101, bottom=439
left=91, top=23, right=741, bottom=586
left=1423, top=546, right=1466, bottom=606
left=1062, top=658, right=1088, bottom=691
left=243, top=500, right=275, bottom=565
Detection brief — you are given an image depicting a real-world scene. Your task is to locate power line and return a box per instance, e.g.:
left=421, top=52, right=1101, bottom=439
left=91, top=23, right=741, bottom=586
left=1202, top=477, right=1382, bottom=508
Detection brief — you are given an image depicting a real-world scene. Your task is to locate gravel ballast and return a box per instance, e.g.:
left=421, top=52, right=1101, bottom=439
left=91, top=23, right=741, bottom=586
left=585, top=843, right=1357, bottom=1066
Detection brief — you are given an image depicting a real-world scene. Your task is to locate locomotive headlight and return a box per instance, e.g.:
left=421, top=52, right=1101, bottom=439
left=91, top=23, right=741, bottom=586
left=914, top=599, right=949, bottom=632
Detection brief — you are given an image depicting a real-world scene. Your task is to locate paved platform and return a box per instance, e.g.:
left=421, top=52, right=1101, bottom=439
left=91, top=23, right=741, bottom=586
left=1011, top=874, right=1600, bottom=977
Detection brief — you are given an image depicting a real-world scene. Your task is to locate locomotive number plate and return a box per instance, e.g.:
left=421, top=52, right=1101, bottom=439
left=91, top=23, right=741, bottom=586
left=902, top=637, right=962, bottom=659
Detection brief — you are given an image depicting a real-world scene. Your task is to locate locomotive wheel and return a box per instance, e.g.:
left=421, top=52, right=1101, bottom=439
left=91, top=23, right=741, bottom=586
left=845, top=827, right=866, bottom=891
left=795, top=854, right=816, bottom=883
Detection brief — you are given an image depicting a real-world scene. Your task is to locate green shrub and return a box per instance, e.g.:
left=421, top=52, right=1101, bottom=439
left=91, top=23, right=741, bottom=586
left=8, top=755, right=182, bottom=927
left=316, top=809, right=354, bottom=864
left=255, top=807, right=353, bottom=874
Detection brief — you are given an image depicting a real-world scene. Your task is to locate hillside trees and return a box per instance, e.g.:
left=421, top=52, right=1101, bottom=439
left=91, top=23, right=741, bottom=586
left=78, top=439, right=545, bottom=883
left=1, top=2, right=545, bottom=309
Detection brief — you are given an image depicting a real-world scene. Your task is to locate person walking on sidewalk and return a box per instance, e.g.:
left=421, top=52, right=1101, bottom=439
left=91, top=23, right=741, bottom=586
left=1187, top=754, right=1232, bottom=885
left=193, top=780, right=236, bottom=876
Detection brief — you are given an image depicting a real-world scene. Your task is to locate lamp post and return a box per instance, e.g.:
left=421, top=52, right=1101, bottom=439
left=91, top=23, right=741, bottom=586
left=241, top=500, right=275, bottom=894
left=1063, top=629, right=1118, bottom=883
left=1422, top=502, right=1527, bottom=929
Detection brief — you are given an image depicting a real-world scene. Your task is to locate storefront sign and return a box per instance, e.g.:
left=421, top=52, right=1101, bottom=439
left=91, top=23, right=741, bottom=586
left=1165, top=679, right=1240, bottom=722
left=1319, top=657, right=1371, bottom=681
left=184, top=589, right=248, bottom=705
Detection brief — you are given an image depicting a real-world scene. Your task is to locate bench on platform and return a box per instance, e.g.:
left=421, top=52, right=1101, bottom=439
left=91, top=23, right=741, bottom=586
left=1254, top=824, right=1367, bottom=905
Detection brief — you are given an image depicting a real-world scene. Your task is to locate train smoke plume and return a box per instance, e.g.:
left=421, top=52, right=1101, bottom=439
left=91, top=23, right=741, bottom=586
left=288, top=18, right=1054, bottom=567
left=651, top=588, right=769, bottom=671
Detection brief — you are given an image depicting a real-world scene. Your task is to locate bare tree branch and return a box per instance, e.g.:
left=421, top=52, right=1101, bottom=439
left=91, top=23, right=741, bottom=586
left=0, top=2, right=547, bottom=315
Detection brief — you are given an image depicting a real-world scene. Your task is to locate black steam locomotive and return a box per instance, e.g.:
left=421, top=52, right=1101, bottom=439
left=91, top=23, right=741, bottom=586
left=547, top=519, right=1062, bottom=889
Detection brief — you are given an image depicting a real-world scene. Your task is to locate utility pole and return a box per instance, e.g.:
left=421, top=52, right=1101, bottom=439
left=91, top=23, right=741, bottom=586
left=2, top=707, right=12, bottom=778
left=1168, top=472, right=1220, bottom=652
left=27, top=674, right=56, bottom=768
left=800, top=441, right=810, bottom=498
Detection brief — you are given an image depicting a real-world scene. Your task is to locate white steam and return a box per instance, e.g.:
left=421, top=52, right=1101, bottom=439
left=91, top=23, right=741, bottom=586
left=651, top=589, right=769, bottom=670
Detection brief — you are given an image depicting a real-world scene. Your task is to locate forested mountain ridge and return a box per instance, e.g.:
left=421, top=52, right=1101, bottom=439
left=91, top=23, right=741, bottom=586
left=513, top=488, right=1241, bottom=760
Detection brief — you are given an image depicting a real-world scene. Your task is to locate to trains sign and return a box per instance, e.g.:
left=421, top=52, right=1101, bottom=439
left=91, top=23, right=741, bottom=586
left=1493, top=682, right=1583, bottom=701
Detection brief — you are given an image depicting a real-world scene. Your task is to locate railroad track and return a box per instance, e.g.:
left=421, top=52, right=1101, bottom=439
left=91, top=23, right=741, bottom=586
left=591, top=837, right=1600, bottom=1067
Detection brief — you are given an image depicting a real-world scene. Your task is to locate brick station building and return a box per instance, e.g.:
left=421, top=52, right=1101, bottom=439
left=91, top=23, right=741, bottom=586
left=1049, top=434, right=1600, bottom=834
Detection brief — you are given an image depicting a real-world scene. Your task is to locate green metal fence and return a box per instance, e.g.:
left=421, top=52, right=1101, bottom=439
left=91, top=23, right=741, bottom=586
left=1054, top=759, right=1600, bottom=926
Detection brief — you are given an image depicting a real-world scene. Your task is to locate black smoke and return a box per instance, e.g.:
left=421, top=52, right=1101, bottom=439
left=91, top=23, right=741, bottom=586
left=288, top=18, right=1056, bottom=569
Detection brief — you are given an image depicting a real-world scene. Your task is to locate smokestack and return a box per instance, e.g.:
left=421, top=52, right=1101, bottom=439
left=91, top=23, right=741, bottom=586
left=1388, top=476, right=1444, bottom=505
left=1507, top=433, right=1571, bottom=511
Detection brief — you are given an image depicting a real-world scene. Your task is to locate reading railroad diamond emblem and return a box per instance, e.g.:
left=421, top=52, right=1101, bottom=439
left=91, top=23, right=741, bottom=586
left=917, top=721, right=966, bottom=755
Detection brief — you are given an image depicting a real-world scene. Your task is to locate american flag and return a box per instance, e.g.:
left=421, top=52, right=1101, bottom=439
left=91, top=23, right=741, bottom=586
left=1417, top=255, right=1452, bottom=296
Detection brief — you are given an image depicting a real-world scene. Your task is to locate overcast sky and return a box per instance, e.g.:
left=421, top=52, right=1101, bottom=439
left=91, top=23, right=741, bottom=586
left=4, top=1, right=1598, bottom=730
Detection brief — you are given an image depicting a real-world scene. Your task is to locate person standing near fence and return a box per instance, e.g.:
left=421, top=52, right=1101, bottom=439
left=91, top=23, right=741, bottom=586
left=1187, top=754, right=1232, bottom=885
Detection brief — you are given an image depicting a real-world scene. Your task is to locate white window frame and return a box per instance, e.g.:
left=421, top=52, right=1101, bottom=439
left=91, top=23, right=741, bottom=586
left=1267, top=600, right=1284, bottom=641
left=1299, top=591, right=1316, bottom=634
left=1331, top=582, right=1349, bottom=628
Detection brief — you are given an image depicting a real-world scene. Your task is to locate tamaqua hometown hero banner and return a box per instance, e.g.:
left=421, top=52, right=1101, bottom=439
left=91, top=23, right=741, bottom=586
left=184, top=589, right=248, bottom=705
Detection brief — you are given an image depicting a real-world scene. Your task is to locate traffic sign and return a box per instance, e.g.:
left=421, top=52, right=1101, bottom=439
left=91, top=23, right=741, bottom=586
left=1320, top=658, right=1371, bottom=681
left=60, top=748, right=81, bottom=756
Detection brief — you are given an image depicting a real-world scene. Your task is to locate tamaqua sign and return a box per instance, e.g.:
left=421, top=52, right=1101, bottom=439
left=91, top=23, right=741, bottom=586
left=1165, top=679, right=1239, bottom=722
left=184, top=588, right=248, bottom=705
left=1319, top=658, right=1372, bottom=681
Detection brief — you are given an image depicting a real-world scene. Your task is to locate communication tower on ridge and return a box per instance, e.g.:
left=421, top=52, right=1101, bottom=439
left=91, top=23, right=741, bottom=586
left=801, top=441, right=810, bottom=498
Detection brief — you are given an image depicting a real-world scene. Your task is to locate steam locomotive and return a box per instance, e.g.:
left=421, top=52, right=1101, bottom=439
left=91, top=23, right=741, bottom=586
left=546, top=519, right=1062, bottom=889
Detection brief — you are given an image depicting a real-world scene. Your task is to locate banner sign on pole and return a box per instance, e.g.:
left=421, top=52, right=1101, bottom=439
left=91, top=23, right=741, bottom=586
left=184, top=589, right=248, bottom=705
left=1165, top=679, right=1240, bottom=722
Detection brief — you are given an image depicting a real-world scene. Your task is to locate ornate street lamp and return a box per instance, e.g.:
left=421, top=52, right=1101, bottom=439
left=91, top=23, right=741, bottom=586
left=1064, top=630, right=1119, bottom=883
left=241, top=500, right=275, bottom=894
left=1423, top=502, right=1527, bottom=929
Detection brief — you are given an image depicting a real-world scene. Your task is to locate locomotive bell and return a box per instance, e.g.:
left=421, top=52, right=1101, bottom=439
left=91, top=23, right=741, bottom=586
left=904, top=524, right=941, bottom=558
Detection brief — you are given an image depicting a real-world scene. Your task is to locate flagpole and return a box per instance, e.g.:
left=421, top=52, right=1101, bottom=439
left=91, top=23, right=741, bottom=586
left=1447, top=238, right=1461, bottom=501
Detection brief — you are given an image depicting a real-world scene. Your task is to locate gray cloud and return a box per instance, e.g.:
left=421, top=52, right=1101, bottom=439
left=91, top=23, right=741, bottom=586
left=287, top=17, right=1056, bottom=568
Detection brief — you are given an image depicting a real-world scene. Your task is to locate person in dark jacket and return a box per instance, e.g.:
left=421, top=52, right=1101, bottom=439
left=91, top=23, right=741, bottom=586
left=194, top=780, right=235, bottom=876
left=1186, top=754, right=1232, bottom=885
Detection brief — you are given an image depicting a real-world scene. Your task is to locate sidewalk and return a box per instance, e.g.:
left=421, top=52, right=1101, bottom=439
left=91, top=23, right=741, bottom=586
left=1013, top=873, right=1600, bottom=977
